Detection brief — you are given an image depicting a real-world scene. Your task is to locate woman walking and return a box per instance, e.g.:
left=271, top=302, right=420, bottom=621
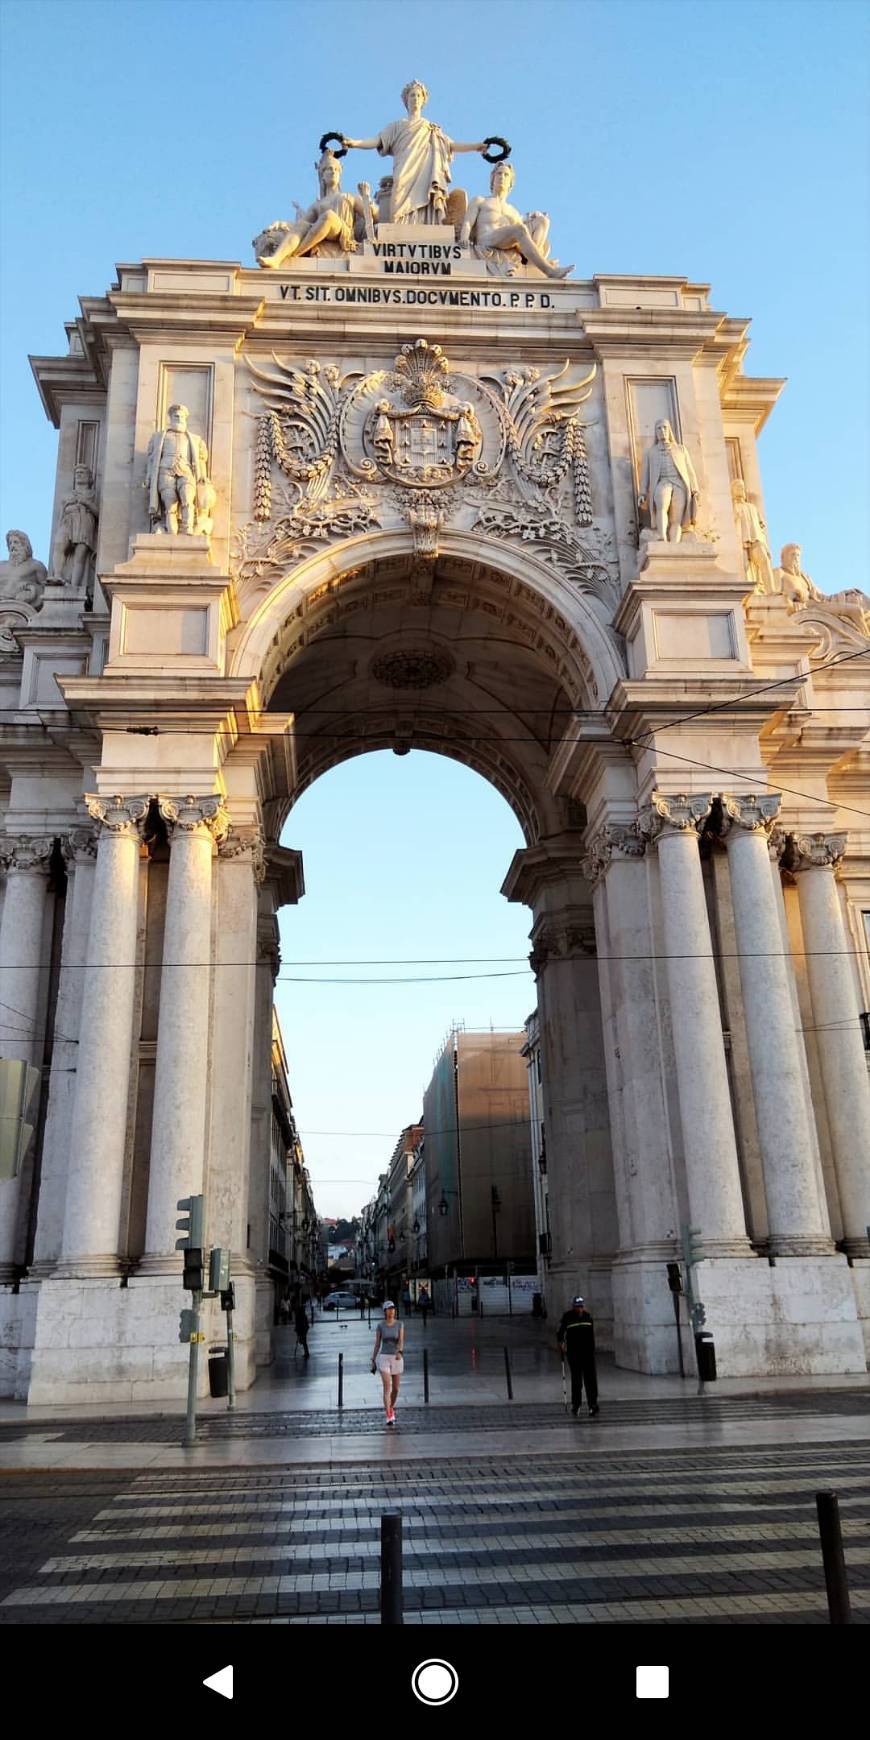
left=371, top=1299, right=404, bottom=1425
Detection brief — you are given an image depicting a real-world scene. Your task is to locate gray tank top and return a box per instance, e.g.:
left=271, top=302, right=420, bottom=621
left=380, top=1319, right=401, bottom=1353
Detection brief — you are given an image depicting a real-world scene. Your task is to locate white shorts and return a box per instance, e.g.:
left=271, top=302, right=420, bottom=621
left=377, top=1354, right=404, bottom=1376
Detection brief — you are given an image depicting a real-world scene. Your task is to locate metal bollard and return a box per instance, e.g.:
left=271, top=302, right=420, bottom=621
left=380, top=1513, right=403, bottom=1624
left=503, top=1345, right=513, bottom=1400
left=816, top=1491, right=851, bottom=1623
left=423, top=1346, right=430, bottom=1404
left=338, top=1350, right=344, bottom=1410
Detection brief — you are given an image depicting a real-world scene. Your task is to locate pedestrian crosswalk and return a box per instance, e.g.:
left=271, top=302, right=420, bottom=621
left=1, top=1441, right=868, bottom=1624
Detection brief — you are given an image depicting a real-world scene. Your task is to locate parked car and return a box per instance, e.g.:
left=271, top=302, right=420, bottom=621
left=322, top=1290, right=359, bottom=1311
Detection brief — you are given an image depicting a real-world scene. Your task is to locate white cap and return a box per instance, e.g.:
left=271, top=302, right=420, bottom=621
left=382, top=1299, right=396, bottom=1310
left=573, top=1295, right=585, bottom=1305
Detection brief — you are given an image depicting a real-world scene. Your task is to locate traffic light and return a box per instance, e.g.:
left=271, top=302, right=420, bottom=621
left=176, top=1195, right=204, bottom=1249
left=666, top=1261, right=683, bottom=1294
left=681, top=1223, right=704, bottom=1270
left=209, top=1247, right=230, bottom=1293
left=220, top=1283, right=236, bottom=1313
left=176, top=1196, right=204, bottom=1292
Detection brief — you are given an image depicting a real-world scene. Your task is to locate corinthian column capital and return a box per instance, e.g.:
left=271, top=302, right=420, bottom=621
left=787, top=831, right=848, bottom=872
left=581, top=823, right=645, bottom=887
left=0, top=834, right=55, bottom=873
left=720, top=793, right=782, bottom=837
left=64, top=826, right=99, bottom=864
left=638, top=791, right=713, bottom=843
left=158, top=795, right=230, bottom=843
left=84, top=794, right=150, bottom=837
left=218, top=826, right=267, bottom=883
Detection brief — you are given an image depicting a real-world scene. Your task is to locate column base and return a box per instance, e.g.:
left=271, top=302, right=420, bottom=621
left=19, top=1272, right=258, bottom=1406
left=767, top=1236, right=837, bottom=1257
left=842, top=1237, right=870, bottom=1260
left=52, top=1255, right=123, bottom=1280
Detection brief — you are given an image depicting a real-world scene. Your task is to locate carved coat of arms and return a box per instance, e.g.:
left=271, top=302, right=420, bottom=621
left=363, top=342, right=482, bottom=487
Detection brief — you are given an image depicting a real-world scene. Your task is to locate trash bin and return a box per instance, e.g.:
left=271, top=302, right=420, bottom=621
left=208, top=1346, right=229, bottom=1398
left=694, top=1331, right=717, bottom=1382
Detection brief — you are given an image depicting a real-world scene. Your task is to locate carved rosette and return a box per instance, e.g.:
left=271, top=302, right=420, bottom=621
left=786, top=831, right=848, bottom=873
left=719, top=794, right=782, bottom=839
left=582, top=823, right=645, bottom=888
left=0, top=834, right=56, bottom=873
left=638, top=792, right=713, bottom=843
left=218, top=826, right=268, bottom=884
left=158, top=795, right=230, bottom=843
left=84, top=795, right=150, bottom=838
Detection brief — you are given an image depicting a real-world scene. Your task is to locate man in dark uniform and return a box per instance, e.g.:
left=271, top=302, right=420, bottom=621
left=557, top=1295, right=599, bottom=1417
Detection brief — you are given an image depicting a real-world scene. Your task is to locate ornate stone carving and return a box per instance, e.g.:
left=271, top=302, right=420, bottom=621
left=354, top=342, right=483, bottom=490
left=470, top=505, right=614, bottom=602
left=639, top=791, right=713, bottom=841
left=233, top=486, right=380, bottom=591
left=774, top=543, right=821, bottom=609
left=719, top=793, right=782, bottom=835
left=0, top=835, right=55, bottom=873
left=582, top=823, right=645, bottom=886
left=257, top=911, right=281, bottom=979
left=768, top=826, right=787, bottom=865
left=730, top=479, right=774, bottom=593
left=462, top=161, right=572, bottom=280
left=52, top=465, right=98, bottom=592
left=824, top=588, right=870, bottom=637
left=483, top=361, right=596, bottom=521
left=529, top=917, right=597, bottom=974
left=253, top=151, right=372, bottom=267
left=339, top=81, right=488, bottom=227
left=145, top=405, right=213, bottom=537
left=65, top=826, right=99, bottom=863
left=247, top=357, right=349, bottom=522
left=638, top=421, right=700, bottom=542
left=219, top=826, right=267, bottom=883
left=786, top=831, right=847, bottom=872
left=370, top=648, right=455, bottom=689
left=158, top=796, right=229, bottom=841
left=0, top=530, right=48, bottom=651
left=84, top=795, right=150, bottom=837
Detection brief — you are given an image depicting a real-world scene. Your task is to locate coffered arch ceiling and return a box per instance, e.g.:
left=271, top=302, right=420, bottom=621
left=261, top=547, right=610, bottom=844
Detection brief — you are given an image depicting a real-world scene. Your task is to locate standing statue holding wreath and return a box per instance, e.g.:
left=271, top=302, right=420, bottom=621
left=335, top=80, right=503, bottom=227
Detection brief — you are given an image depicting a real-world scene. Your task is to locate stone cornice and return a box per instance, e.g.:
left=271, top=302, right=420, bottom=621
left=500, top=831, right=588, bottom=905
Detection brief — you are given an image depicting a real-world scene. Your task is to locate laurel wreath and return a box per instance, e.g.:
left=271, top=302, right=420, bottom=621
left=482, top=136, right=511, bottom=163
left=319, top=132, right=348, bottom=158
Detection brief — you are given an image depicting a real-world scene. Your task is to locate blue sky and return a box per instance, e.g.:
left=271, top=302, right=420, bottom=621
left=1, top=0, right=868, bottom=1216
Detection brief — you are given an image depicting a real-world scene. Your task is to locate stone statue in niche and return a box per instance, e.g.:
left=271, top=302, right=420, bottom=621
left=461, top=162, right=573, bottom=280
left=730, top=477, right=774, bottom=593
left=145, top=404, right=212, bottom=537
left=638, top=419, right=700, bottom=543
left=253, top=152, right=374, bottom=267
left=0, top=530, right=47, bottom=604
left=339, top=80, right=487, bottom=226
left=372, top=402, right=395, bottom=467
left=774, top=542, right=822, bottom=608
left=52, top=464, right=98, bottom=591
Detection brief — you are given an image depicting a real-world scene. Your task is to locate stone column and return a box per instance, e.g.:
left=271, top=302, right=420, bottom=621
left=584, top=824, right=676, bottom=1252
left=0, top=836, right=54, bottom=1279
left=790, top=833, right=870, bottom=1256
left=208, top=830, right=263, bottom=1259
left=720, top=796, right=833, bottom=1254
left=640, top=793, right=752, bottom=1256
left=59, top=797, right=149, bottom=1274
left=31, top=828, right=99, bottom=1273
left=142, top=797, right=227, bottom=1268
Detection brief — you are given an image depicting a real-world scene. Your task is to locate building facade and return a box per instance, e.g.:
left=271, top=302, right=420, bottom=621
left=1, top=90, right=868, bottom=1398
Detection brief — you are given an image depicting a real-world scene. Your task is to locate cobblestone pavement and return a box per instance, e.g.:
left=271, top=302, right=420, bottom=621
left=1, top=1437, right=868, bottom=1625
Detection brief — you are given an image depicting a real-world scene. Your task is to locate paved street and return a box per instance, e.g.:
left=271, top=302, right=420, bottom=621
left=0, top=1436, right=867, bottom=1625
left=1, top=1313, right=868, bottom=1626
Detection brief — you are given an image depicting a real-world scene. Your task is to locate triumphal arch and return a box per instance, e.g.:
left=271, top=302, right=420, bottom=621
left=1, top=85, right=868, bottom=1402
